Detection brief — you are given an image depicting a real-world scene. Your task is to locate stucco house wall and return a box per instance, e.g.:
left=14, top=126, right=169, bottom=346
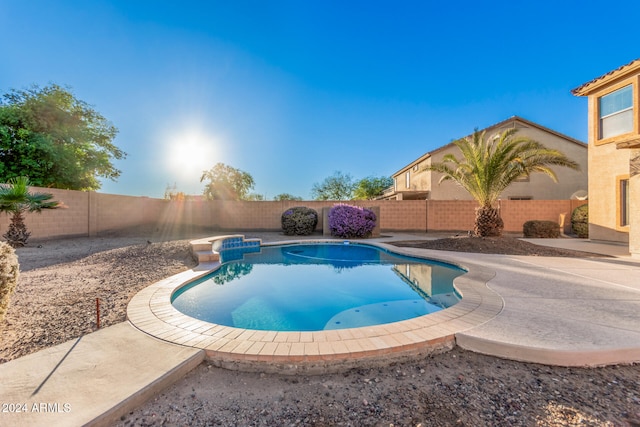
left=586, top=141, right=631, bottom=243
left=391, top=153, right=432, bottom=200
left=386, top=116, right=587, bottom=201
left=572, top=58, right=640, bottom=256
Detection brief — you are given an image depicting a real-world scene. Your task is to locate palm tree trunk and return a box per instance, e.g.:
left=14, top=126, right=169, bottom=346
left=3, top=211, right=31, bottom=248
left=474, top=206, right=504, bottom=237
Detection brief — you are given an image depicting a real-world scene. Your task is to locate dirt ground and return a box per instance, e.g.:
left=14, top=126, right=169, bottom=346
left=389, top=236, right=610, bottom=257
left=2, top=234, right=640, bottom=426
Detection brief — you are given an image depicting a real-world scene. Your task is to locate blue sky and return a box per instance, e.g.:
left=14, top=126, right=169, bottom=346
left=1, top=1, right=638, bottom=199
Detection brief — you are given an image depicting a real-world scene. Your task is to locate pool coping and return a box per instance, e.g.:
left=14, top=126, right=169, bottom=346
left=127, top=238, right=503, bottom=374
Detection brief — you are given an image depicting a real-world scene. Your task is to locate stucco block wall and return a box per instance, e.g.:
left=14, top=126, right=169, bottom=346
left=376, top=200, right=426, bottom=231
left=95, top=193, right=157, bottom=233
left=208, top=200, right=428, bottom=232
left=427, top=200, right=476, bottom=231
left=501, top=200, right=587, bottom=234
left=211, top=201, right=288, bottom=230
left=0, top=188, right=590, bottom=241
left=0, top=187, right=90, bottom=240
left=0, top=189, right=211, bottom=240
left=211, top=201, right=319, bottom=231
left=343, top=200, right=578, bottom=233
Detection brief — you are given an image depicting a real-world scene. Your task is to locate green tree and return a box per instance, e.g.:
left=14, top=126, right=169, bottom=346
left=273, top=193, right=303, bottom=201
left=311, top=171, right=355, bottom=200
left=353, top=175, right=393, bottom=200
left=200, top=163, right=255, bottom=200
left=425, top=128, right=579, bottom=237
left=163, top=183, right=185, bottom=201
left=0, top=177, right=60, bottom=247
left=245, top=193, right=265, bottom=201
left=0, top=84, right=125, bottom=190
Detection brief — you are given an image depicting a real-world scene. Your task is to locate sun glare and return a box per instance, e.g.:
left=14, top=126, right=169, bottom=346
left=165, top=129, right=217, bottom=180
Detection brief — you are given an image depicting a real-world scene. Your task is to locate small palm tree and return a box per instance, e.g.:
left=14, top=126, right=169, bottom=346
left=0, top=177, right=60, bottom=247
left=425, top=128, right=580, bottom=237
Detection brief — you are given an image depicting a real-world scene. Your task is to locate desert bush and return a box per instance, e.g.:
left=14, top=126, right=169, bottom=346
left=571, top=204, right=589, bottom=238
left=328, top=204, right=376, bottom=238
left=281, top=207, right=318, bottom=236
left=523, top=220, right=560, bottom=238
left=0, top=241, right=19, bottom=323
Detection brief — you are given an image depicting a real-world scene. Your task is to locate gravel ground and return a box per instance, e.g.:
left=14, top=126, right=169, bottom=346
left=1, top=237, right=197, bottom=363
left=118, top=347, right=640, bottom=427
left=2, top=234, right=639, bottom=426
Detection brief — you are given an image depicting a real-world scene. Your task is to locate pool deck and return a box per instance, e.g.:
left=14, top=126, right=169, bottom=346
left=1, top=233, right=639, bottom=426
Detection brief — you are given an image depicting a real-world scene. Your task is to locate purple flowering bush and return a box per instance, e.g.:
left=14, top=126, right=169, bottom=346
left=328, top=204, right=377, bottom=238
left=281, top=207, right=318, bottom=235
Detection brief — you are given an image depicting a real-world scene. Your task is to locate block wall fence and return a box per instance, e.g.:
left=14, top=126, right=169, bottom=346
left=0, top=187, right=588, bottom=241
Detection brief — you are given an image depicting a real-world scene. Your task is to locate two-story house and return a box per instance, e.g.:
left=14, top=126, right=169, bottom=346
left=381, top=116, right=588, bottom=201
left=572, top=59, right=640, bottom=257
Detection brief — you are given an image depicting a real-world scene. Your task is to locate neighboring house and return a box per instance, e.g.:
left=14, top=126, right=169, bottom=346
left=572, top=58, right=640, bottom=257
left=381, top=116, right=588, bottom=201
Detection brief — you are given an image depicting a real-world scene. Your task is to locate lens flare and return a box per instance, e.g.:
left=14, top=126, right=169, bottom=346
left=164, top=128, right=218, bottom=180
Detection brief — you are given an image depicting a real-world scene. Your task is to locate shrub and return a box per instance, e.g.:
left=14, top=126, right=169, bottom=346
left=281, top=207, right=318, bottom=236
left=0, top=241, right=19, bottom=323
left=328, top=204, right=377, bottom=238
left=571, top=204, right=589, bottom=238
left=523, top=220, right=560, bottom=238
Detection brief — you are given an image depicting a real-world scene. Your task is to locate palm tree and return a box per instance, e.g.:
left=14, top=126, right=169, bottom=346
left=0, top=177, right=59, bottom=247
left=425, top=128, right=580, bottom=237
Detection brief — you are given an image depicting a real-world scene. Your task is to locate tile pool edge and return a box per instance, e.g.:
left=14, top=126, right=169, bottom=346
left=127, top=239, right=502, bottom=374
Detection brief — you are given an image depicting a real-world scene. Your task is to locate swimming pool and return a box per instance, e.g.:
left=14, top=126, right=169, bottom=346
left=172, top=243, right=465, bottom=331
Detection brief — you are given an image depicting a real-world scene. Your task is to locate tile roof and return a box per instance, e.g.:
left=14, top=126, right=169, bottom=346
left=572, top=58, right=640, bottom=96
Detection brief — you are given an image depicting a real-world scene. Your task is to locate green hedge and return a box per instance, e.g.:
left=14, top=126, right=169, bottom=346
left=281, top=207, right=318, bottom=236
left=523, top=220, right=560, bottom=238
left=571, top=205, right=588, bottom=238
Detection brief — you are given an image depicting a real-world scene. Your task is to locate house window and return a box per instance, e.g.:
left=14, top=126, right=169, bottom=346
left=599, top=85, right=634, bottom=139
left=405, top=171, right=410, bottom=189
left=508, top=196, right=533, bottom=200
left=620, top=178, right=630, bottom=227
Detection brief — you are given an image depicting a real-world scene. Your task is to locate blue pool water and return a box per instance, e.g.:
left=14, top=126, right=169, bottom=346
left=171, top=243, right=465, bottom=331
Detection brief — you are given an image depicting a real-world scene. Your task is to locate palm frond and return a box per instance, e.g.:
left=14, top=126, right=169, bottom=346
left=423, top=128, right=580, bottom=207
left=0, top=177, right=60, bottom=214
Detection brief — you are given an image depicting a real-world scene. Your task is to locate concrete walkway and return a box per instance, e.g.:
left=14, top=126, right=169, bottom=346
left=370, top=236, right=640, bottom=367
left=1, top=235, right=639, bottom=426
left=451, top=244, right=640, bottom=366
left=0, top=323, right=203, bottom=427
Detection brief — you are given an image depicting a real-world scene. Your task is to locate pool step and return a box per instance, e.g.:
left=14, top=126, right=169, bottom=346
left=193, top=250, right=220, bottom=262
left=190, top=235, right=262, bottom=263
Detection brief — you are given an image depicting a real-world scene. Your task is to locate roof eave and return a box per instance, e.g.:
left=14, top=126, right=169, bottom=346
left=572, top=58, right=640, bottom=96
left=392, top=152, right=432, bottom=177
left=485, top=116, right=586, bottom=147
